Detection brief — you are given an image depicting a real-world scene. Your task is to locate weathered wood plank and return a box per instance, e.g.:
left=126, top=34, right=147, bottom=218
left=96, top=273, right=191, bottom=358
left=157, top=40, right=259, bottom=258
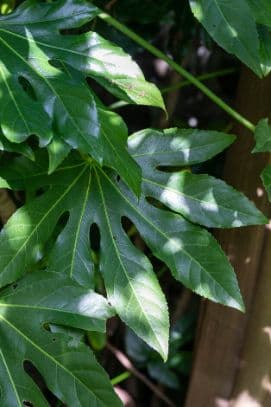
left=185, top=68, right=271, bottom=407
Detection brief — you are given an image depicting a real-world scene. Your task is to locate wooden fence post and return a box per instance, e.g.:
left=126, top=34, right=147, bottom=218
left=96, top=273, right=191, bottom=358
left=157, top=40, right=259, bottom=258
left=184, top=68, right=271, bottom=407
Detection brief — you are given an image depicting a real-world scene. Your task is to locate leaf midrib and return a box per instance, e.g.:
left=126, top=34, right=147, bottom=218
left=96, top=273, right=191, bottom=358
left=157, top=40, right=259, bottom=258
left=0, top=302, right=97, bottom=317
left=0, top=33, right=97, bottom=149
left=143, top=175, right=259, bottom=221
left=0, top=28, right=121, bottom=73
left=0, top=63, right=31, bottom=135
left=1, top=162, right=85, bottom=188
left=130, top=142, right=230, bottom=159
left=94, top=168, right=165, bottom=356
left=205, top=0, right=259, bottom=66
left=0, top=349, right=21, bottom=406
left=0, top=9, right=96, bottom=27
left=1, top=165, right=88, bottom=275
left=98, top=167, right=238, bottom=300
left=69, top=170, right=92, bottom=279
left=0, top=314, right=100, bottom=402
left=0, top=27, right=148, bottom=90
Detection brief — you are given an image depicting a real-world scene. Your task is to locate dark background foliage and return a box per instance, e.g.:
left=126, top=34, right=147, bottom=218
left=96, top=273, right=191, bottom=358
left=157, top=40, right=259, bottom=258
left=0, top=0, right=243, bottom=405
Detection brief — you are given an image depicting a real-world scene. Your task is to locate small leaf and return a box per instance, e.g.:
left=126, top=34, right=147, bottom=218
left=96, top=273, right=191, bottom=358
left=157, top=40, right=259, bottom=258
left=0, top=0, right=14, bottom=14
left=253, top=118, right=271, bottom=152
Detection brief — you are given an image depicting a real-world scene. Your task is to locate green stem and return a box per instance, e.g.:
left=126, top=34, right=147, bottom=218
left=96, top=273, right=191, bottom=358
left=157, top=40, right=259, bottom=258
left=111, top=371, right=131, bottom=386
left=109, top=68, right=236, bottom=110
left=98, top=11, right=255, bottom=133
left=162, top=68, right=236, bottom=94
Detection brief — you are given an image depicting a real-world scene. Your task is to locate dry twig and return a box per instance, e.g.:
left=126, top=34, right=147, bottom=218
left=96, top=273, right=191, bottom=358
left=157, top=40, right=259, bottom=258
left=106, top=342, right=175, bottom=407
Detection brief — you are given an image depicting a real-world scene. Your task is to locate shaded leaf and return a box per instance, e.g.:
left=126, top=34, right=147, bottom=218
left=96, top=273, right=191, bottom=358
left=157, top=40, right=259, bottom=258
left=0, top=132, right=34, bottom=160
left=128, top=127, right=236, bottom=166
left=0, top=0, right=172, bottom=193
left=0, top=154, right=168, bottom=358
left=130, top=128, right=266, bottom=227
left=0, top=271, right=121, bottom=407
left=189, top=0, right=263, bottom=76
left=0, top=127, right=266, bottom=356
left=0, top=0, right=164, bottom=149
left=247, top=0, right=271, bottom=28
left=0, top=128, right=257, bottom=343
left=141, top=171, right=267, bottom=228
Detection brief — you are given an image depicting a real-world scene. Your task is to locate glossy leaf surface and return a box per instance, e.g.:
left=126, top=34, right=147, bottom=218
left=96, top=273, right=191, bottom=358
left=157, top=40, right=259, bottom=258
left=189, top=0, right=267, bottom=77
left=0, top=154, right=169, bottom=359
left=0, top=128, right=264, bottom=348
left=0, top=272, right=121, bottom=407
left=0, top=0, right=167, bottom=193
left=130, top=128, right=266, bottom=228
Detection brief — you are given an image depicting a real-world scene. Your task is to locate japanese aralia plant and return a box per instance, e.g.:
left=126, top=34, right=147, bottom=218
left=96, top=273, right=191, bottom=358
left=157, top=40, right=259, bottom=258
left=0, top=0, right=270, bottom=405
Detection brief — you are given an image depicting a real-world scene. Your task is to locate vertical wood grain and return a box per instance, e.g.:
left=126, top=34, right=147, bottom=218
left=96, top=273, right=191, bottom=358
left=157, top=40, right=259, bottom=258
left=185, top=68, right=271, bottom=407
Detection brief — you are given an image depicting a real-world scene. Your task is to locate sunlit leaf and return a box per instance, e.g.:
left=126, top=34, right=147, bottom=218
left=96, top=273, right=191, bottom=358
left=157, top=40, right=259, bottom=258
left=0, top=127, right=262, bottom=354
left=0, top=272, right=121, bottom=406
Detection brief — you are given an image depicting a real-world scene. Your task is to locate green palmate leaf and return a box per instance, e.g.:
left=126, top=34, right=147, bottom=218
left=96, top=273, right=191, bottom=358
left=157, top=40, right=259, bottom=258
left=0, top=128, right=265, bottom=359
left=253, top=118, right=271, bottom=153
left=247, top=0, right=271, bottom=28
left=0, top=0, right=170, bottom=194
left=0, top=0, right=164, bottom=145
left=189, top=0, right=264, bottom=77
left=0, top=156, right=95, bottom=288
left=0, top=153, right=169, bottom=358
left=0, top=0, right=164, bottom=108
left=0, top=271, right=121, bottom=406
